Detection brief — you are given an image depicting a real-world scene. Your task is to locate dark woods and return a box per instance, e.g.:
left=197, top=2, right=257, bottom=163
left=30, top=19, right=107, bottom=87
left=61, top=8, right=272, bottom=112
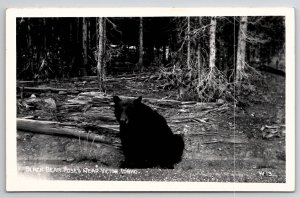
left=16, top=16, right=285, bottom=102
left=17, top=17, right=173, bottom=79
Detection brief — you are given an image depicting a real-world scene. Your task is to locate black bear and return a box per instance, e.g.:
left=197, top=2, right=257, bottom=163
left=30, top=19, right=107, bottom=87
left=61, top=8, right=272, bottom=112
left=113, top=96, right=184, bottom=169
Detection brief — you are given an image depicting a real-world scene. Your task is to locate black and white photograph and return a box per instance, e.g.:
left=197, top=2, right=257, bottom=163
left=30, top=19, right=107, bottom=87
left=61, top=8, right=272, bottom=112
left=6, top=8, right=295, bottom=191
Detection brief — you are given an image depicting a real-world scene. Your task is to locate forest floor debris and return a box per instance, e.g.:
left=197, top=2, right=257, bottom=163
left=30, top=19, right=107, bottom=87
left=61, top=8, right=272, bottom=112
left=16, top=72, right=286, bottom=182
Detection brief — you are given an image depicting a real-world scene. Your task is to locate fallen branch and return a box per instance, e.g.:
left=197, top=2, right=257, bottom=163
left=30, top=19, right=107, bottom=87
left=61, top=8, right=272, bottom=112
left=191, top=118, right=212, bottom=124
left=78, top=92, right=226, bottom=108
left=63, top=92, right=227, bottom=116
left=18, top=87, right=67, bottom=93
left=203, top=140, right=223, bottom=144
left=188, top=132, right=218, bottom=136
left=171, top=114, right=205, bottom=121
left=17, top=86, right=100, bottom=94
left=17, top=80, right=47, bottom=87
left=76, top=92, right=184, bottom=107
left=17, top=118, right=121, bottom=148
left=70, top=74, right=149, bottom=82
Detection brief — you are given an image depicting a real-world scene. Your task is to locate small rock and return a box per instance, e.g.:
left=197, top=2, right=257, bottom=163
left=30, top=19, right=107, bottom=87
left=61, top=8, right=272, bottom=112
left=44, top=98, right=57, bottom=109
left=217, top=99, right=225, bottom=104
left=58, top=91, right=67, bottom=95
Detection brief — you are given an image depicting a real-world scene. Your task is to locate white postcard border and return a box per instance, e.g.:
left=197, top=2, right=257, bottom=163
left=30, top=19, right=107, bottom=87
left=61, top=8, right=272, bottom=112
left=6, top=7, right=295, bottom=192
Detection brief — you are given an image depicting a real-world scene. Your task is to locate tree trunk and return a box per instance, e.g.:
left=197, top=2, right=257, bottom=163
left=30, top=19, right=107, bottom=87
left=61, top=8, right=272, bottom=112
left=76, top=18, right=80, bottom=44
left=197, top=17, right=202, bottom=84
left=96, top=17, right=105, bottom=91
left=82, top=17, right=88, bottom=66
left=138, top=17, right=144, bottom=72
left=87, top=19, right=91, bottom=56
left=209, top=17, right=217, bottom=70
left=27, top=22, right=33, bottom=73
left=17, top=118, right=121, bottom=148
left=43, top=18, right=47, bottom=50
left=103, top=18, right=107, bottom=76
left=162, top=45, right=166, bottom=64
left=149, top=45, right=154, bottom=63
left=51, top=18, right=55, bottom=44
left=69, top=21, right=73, bottom=42
left=236, top=16, right=248, bottom=81
left=187, top=17, right=191, bottom=69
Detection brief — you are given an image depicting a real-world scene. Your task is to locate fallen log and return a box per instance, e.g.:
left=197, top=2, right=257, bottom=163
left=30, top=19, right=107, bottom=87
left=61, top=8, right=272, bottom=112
left=71, top=76, right=98, bottom=81
left=17, top=86, right=100, bottom=94
left=83, top=113, right=117, bottom=122
left=70, top=74, right=148, bottom=82
left=63, top=92, right=227, bottom=115
left=17, top=80, right=47, bottom=87
left=18, top=87, right=67, bottom=93
left=78, top=92, right=183, bottom=107
left=257, top=65, right=285, bottom=76
left=17, top=118, right=121, bottom=148
left=81, top=92, right=225, bottom=107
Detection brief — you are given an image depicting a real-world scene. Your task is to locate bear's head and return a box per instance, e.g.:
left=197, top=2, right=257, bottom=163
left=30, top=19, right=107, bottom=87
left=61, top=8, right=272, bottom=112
left=113, top=96, right=142, bottom=125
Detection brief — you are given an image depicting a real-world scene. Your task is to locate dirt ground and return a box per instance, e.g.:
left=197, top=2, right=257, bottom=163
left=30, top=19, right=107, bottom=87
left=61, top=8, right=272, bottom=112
left=16, top=72, right=286, bottom=183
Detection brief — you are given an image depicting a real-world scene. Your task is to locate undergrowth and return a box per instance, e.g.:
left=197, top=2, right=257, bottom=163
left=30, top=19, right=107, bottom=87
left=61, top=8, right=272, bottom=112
left=153, top=63, right=263, bottom=103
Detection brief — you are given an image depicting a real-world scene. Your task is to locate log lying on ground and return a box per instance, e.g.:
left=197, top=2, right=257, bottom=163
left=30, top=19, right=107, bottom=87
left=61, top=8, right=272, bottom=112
left=83, top=113, right=117, bottom=122
left=17, top=81, right=47, bottom=87
left=17, top=118, right=121, bottom=148
left=77, top=92, right=185, bottom=107
left=169, top=104, right=231, bottom=124
left=71, top=74, right=150, bottom=82
left=18, top=87, right=67, bottom=93
left=54, top=92, right=226, bottom=122
left=81, top=92, right=224, bottom=107
left=80, top=124, right=119, bottom=135
left=257, top=65, right=285, bottom=76
left=62, top=92, right=226, bottom=117
left=17, top=86, right=100, bottom=94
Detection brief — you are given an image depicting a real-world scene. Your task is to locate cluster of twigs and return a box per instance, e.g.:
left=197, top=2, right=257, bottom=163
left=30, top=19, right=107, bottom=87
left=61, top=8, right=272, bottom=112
left=195, top=67, right=232, bottom=102
left=155, top=63, right=233, bottom=102
left=155, top=60, right=263, bottom=103
left=235, top=62, right=263, bottom=96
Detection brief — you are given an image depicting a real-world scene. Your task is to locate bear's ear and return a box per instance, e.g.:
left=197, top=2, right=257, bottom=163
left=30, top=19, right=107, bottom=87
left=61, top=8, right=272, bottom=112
left=134, top=96, right=142, bottom=104
left=113, top=96, right=121, bottom=104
